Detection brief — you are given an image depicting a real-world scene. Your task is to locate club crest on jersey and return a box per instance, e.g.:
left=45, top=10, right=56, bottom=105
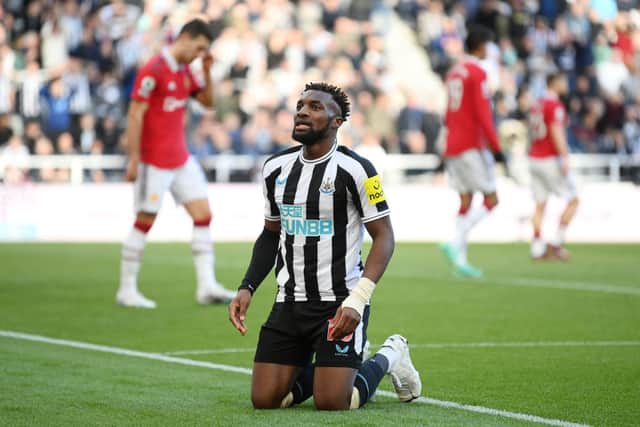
left=168, top=81, right=176, bottom=91
left=138, top=76, right=155, bottom=98
left=364, top=175, right=386, bottom=205
left=276, top=176, right=287, bottom=186
left=319, top=177, right=335, bottom=195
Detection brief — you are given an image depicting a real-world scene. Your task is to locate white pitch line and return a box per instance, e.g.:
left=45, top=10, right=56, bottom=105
left=491, top=277, right=640, bottom=296
left=0, top=330, right=590, bottom=427
left=166, top=348, right=256, bottom=355
left=415, top=273, right=640, bottom=296
left=164, top=340, right=640, bottom=356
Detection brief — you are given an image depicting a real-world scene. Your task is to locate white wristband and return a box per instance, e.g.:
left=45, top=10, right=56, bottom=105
left=341, top=277, right=376, bottom=317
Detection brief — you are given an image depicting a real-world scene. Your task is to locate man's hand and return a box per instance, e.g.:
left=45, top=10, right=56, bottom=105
left=493, top=150, right=506, bottom=164
left=125, top=157, right=139, bottom=182
left=229, top=289, right=252, bottom=335
left=202, top=52, right=213, bottom=74
left=329, top=306, right=361, bottom=341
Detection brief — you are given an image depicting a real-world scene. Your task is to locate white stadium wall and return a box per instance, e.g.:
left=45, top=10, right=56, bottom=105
left=1, top=181, right=639, bottom=242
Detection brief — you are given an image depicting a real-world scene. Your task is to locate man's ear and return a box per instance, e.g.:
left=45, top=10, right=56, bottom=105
left=332, top=116, right=344, bottom=130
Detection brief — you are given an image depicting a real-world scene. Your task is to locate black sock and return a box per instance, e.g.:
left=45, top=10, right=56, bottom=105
left=291, top=362, right=315, bottom=404
left=354, top=354, right=388, bottom=408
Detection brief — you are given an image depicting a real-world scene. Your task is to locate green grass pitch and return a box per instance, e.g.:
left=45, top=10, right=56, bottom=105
left=1, top=243, right=639, bottom=426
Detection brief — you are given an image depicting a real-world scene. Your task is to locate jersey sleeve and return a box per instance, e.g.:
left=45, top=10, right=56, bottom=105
left=131, top=62, right=158, bottom=103
left=551, top=104, right=566, bottom=125
left=262, top=162, right=280, bottom=221
left=355, top=160, right=390, bottom=223
left=473, top=69, right=500, bottom=152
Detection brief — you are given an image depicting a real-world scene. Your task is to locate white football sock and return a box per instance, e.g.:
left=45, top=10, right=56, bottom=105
left=377, top=346, right=401, bottom=373
left=554, top=225, right=567, bottom=246
left=192, top=226, right=217, bottom=291
left=453, top=205, right=489, bottom=263
left=458, top=239, right=468, bottom=265
left=120, top=227, right=147, bottom=294
left=465, top=204, right=489, bottom=230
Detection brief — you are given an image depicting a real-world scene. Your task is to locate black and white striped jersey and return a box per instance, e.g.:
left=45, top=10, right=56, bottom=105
left=262, top=143, right=390, bottom=303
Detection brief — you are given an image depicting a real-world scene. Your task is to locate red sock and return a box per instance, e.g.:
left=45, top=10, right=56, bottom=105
left=194, top=216, right=212, bottom=227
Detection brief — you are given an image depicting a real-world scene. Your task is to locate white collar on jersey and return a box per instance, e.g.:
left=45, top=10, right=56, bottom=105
left=299, top=141, right=338, bottom=164
left=161, top=47, right=180, bottom=72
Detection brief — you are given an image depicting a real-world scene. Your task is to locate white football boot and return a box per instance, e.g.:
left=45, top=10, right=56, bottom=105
left=116, top=290, right=157, bottom=309
left=382, top=334, right=422, bottom=402
left=196, top=283, right=237, bottom=305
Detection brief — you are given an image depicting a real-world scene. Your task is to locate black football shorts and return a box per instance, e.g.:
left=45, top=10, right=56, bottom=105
left=254, top=301, right=370, bottom=369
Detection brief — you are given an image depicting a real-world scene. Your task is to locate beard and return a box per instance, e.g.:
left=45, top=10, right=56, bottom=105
left=292, top=121, right=331, bottom=145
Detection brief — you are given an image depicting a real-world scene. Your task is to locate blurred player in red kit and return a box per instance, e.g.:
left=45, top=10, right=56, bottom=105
left=440, top=25, right=505, bottom=278
left=117, top=19, right=236, bottom=308
left=528, top=73, right=579, bottom=261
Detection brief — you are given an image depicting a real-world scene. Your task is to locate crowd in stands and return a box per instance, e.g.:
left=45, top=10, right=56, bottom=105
left=0, top=0, right=639, bottom=183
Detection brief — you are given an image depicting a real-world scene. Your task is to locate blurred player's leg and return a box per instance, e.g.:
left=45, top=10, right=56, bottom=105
left=118, top=162, right=170, bottom=308
left=443, top=150, right=497, bottom=277
left=117, top=213, right=157, bottom=309
left=183, top=199, right=236, bottom=304
left=531, top=201, right=548, bottom=259
left=174, top=158, right=236, bottom=304
left=550, top=197, right=579, bottom=260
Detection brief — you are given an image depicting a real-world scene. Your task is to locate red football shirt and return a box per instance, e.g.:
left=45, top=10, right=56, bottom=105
left=444, top=57, right=500, bottom=157
left=130, top=48, right=202, bottom=168
left=529, top=94, right=567, bottom=158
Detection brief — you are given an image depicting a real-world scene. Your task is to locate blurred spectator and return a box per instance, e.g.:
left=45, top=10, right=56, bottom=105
left=0, top=114, right=13, bottom=145
left=41, top=17, right=69, bottom=71
left=15, top=60, right=48, bottom=120
left=23, top=119, right=42, bottom=154
left=40, top=78, right=74, bottom=141
left=96, top=114, right=121, bottom=154
left=354, top=131, right=388, bottom=176
left=78, top=114, right=96, bottom=154
left=56, top=131, right=77, bottom=155
left=1, top=135, right=29, bottom=183
left=32, top=136, right=56, bottom=182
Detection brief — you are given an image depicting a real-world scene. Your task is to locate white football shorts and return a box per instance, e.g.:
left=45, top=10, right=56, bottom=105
left=446, top=148, right=497, bottom=194
left=529, top=156, right=577, bottom=203
left=134, top=156, right=209, bottom=213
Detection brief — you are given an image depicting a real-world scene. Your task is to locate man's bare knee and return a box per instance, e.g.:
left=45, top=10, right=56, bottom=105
left=251, top=391, right=282, bottom=410
left=314, top=392, right=350, bottom=411
left=184, top=198, right=211, bottom=222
